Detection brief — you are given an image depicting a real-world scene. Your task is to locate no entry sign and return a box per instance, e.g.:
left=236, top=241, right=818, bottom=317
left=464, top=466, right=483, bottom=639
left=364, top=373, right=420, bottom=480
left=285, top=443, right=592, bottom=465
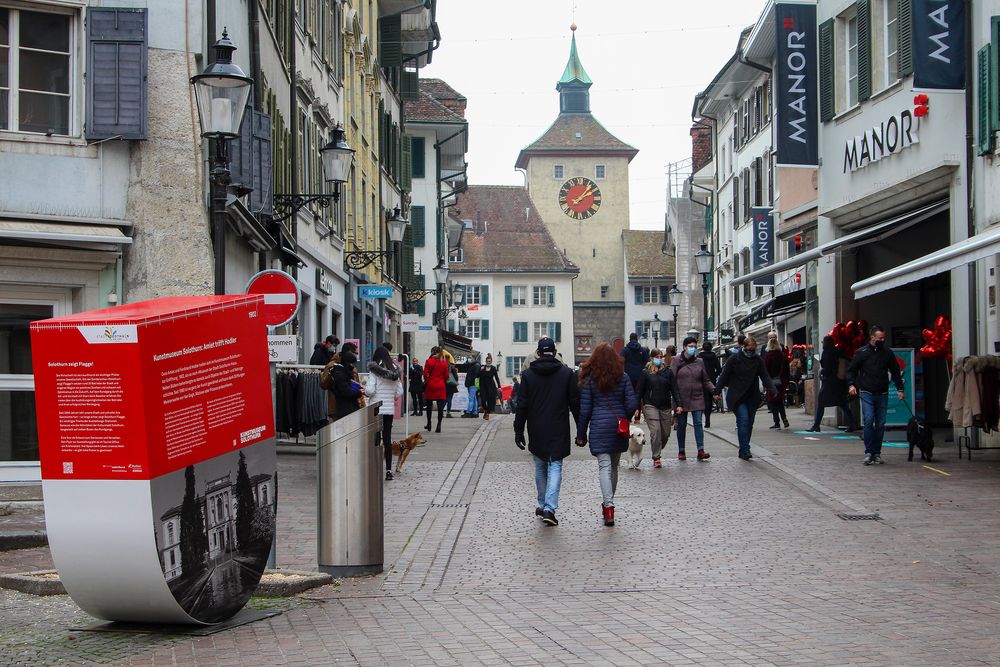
left=245, top=270, right=300, bottom=328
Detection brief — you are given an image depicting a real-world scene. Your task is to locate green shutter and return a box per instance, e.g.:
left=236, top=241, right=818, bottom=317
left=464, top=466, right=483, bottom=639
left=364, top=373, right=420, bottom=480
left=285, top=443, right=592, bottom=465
left=660, top=321, right=669, bottom=340
left=480, top=286, right=489, bottom=305
left=547, top=286, right=555, bottom=307
left=481, top=320, right=489, bottom=340
left=635, top=320, right=643, bottom=336
left=659, top=285, right=669, bottom=304
left=992, top=17, right=1000, bottom=131
left=554, top=322, right=561, bottom=343
left=411, top=206, right=425, bottom=247
left=857, top=0, right=872, bottom=103
left=897, top=0, right=913, bottom=77
left=401, top=68, right=419, bottom=99
left=378, top=15, right=401, bottom=67
left=505, top=285, right=512, bottom=306
left=979, top=45, right=994, bottom=155
left=448, top=319, right=455, bottom=333
left=819, top=19, right=835, bottom=121
left=411, top=137, right=426, bottom=178
left=634, top=286, right=643, bottom=304
left=417, top=300, right=425, bottom=317
left=400, top=135, right=412, bottom=192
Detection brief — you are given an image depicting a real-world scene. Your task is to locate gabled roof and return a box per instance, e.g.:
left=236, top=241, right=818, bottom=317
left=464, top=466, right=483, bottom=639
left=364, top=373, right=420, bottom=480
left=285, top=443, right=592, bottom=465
left=405, top=89, right=464, bottom=123
left=623, top=230, right=676, bottom=279
left=449, top=186, right=578, bottom=273
left=515, top=114, right=638, bottom=169
left=420, top=78, right=466, bottom=103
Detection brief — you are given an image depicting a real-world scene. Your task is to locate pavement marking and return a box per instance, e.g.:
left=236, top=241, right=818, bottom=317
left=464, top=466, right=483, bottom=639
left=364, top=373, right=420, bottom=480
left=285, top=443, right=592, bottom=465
left=923, top=465, right=952, bottom=476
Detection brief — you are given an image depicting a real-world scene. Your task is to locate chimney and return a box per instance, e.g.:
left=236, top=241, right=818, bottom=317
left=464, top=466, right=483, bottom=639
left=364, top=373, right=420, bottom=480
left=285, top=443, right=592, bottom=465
left=691, top=124, right=712, bottom=173
left=441, top=97, right=467, bottom=119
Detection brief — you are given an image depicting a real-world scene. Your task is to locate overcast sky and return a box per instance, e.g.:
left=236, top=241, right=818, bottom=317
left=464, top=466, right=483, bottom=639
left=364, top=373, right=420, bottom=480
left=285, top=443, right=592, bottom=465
left=421, top=0, right=766, bottom=230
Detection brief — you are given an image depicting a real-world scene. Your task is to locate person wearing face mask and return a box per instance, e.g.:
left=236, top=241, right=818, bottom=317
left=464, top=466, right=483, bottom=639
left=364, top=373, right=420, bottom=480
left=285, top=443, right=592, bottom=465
left=847, top=325, right=904, bottom=465
left=713, top=335, right=777, bottom=460
left=477, top=354, right=502, bottom=420
left=634, top=349, right=683, bottom=468
left=763, top=338, right=791, bottom=430
left=329, top=342, right=363, bottom=421
left=671, top=337, right=716, bottom=461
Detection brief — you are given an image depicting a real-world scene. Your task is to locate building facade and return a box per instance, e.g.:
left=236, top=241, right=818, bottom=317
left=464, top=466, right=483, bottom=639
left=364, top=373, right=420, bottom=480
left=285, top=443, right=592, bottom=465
left=622, top=231, right=676, bottom=351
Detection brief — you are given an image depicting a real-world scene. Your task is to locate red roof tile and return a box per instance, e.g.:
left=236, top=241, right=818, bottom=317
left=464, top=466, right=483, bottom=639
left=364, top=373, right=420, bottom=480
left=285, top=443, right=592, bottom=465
left=404, top=89, right=465, bottom=123
left=623, top=230, right=675, bottom=278
left=515, top=113, right=638, bottom=169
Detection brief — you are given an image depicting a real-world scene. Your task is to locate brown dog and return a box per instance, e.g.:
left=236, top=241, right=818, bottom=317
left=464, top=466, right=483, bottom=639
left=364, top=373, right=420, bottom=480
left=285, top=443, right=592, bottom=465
left=391, top=432, right=427, bottom=472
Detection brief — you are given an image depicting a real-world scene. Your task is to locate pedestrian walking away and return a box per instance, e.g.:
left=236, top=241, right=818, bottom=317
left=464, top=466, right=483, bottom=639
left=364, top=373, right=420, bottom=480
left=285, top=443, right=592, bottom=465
left=713, top=335, right=776, bottom=460
left=808, top=335, right=857, bottom=432
left=847, top=325, right=904, bottom=466
left=671, top=337, right=715, bottom=461
left=464, top=357, right=480, bottom=417
left=366, top=351, right=404, bottom=481
left=763, top=338, right=791, bottom=430
left=698, top=341, right=723, bottom=426
left=423, top=347, right=450, bottom=433
left=408, top=358, right=425, bottom=416
left=477, top=354, right=502, bottom=420
left=621, top=332, right=650, bottom=391
left=328, top=342, right=363, bottom=421
left=577, top=343, right=639, bottom=526
left=514, top=337, right=581, bottom=527
left=633, top=348, right=682, bottom=468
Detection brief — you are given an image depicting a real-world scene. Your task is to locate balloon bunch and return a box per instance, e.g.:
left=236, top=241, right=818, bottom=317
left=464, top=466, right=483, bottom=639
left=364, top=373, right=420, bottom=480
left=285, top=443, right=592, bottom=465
left=920, top=315, right=952, bottom=362
left=828, top=320, right=870, bottom=357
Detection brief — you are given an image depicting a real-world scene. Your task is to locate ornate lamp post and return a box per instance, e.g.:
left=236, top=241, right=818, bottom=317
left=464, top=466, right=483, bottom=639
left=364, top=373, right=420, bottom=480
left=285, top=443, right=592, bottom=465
left=693, top=244, right=713, bottom=342
left=344, top=207, right=409, bottom=271
left=667, top=283, right=682, bottom=348
left=190, top=30, right=252, bottom=295
left=272, top=123, right=355, bottom=222
left=652, top=313, right=660, bottom=351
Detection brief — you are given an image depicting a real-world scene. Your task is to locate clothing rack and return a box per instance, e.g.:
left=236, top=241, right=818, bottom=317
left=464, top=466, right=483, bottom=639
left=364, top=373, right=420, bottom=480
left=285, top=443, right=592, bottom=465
left=947, top=354, right=1000, bottom=459
left=274, top=364, right=330, bottom=444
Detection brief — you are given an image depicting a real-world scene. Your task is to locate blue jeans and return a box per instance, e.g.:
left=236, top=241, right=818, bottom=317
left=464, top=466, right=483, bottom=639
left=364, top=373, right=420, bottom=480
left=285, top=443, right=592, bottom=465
left=466, top=386, right=479, bottom=414
left=533, top=456, right=563, bottom=513
left=675, top=410, right=705, bottom=451
left=733, top=402, right=757, bottom=456
left=860, top=391, right=888, bottom=456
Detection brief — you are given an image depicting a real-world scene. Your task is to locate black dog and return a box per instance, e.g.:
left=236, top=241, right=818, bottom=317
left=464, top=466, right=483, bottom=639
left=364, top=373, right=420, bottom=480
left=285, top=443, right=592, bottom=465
left=906, top=416, right=934, bottom=462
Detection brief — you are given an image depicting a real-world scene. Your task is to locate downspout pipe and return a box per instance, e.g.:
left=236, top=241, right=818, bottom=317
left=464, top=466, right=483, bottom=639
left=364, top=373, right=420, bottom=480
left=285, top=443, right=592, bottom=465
left=288, top=0, right=298, bottom=273
left=964, top=0, right=978, bottom=356
left=739, top=51, right=772, bottom=74
left=249, top=0, right=262, bottom=111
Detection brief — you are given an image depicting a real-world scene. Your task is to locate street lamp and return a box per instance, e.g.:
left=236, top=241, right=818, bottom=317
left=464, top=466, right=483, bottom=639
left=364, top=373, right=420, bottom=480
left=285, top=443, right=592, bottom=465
left=652, top=313, right=660, bottom=351
left=190, top=30, right=253, bottom=295
left=273, top=123, right=355, bottom=223
left=433, top=258, right=450, bottom=287
left=693, top=243, right=713, bottom=342
left=344, top=207, right=410, bottom=271
left=667, top=283, right=682, bottom=349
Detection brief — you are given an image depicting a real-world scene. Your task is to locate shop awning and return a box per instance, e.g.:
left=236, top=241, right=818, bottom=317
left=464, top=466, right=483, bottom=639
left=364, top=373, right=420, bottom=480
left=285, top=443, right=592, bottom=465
left=852, top=224, right=1000, bottom=299
left=0, top=220, right=131, bottom=249
left=732, top=199, right=948, bottom=287
left=738, top=289, right=807, bottom=331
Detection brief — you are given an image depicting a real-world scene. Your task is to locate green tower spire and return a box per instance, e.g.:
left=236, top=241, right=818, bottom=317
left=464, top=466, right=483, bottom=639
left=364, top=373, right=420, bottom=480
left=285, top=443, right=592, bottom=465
left=557, top=24, right=592, bottom=113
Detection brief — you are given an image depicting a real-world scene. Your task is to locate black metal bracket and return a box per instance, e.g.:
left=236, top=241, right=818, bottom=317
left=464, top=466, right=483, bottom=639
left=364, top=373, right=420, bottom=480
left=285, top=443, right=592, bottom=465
left=403, top=287, right=437, bottom=306
left=271, top=192, right=339, bottom=223
left=344, top=250, right=393, bottom=271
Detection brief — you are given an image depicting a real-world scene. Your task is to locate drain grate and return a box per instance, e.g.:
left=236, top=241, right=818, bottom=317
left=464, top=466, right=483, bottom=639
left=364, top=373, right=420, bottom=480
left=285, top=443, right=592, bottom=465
left=431, top=503, right=469, bottom=509
left=837, top=513, right=881, bottom=521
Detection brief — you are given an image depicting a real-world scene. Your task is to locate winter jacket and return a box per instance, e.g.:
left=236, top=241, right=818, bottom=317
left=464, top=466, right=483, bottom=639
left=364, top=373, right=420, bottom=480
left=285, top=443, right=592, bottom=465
left=423, top=355, right=450, bottom=401
left=309, top=343, right=333, bottom=366
left=817, top=348, right=850, bottom=408
left=670, top=354, right=715, bottom=412
left=715, top=351, right=776, bottom=409
left=698, top=350, right=723, bottom=382
left=763, top=350, right=790, bottom=397
left=578, top=373, right=639, bottom=456
left=635, top=365, right=681, bottom=411
left=514, top=357, right=581, bottom=461
left=365, top=362, right=403, bottom=416
left=330, top=362, right=362, bottom=420
left=621, top=341, right=649, bottom=386
left=477, top=364, right=502, bottom=406
left=946, top=355, right=1000, bottom=429
left=445, top=364, right=459, bottom=397
left=408, top=364, right=425, bottom=394
left=465, top=363, right=480, bottom=388
left=847, top=344, right=904, bottom=394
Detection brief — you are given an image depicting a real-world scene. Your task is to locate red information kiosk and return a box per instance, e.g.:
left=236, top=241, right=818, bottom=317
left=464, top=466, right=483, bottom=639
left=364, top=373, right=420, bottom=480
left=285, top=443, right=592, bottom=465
left=30, top=296, right=275, bottom=624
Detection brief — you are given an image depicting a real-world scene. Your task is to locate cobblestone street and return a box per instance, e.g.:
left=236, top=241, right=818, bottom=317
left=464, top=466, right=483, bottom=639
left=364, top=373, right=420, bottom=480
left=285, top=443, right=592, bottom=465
left=3, top=410, right=1000, bottom=665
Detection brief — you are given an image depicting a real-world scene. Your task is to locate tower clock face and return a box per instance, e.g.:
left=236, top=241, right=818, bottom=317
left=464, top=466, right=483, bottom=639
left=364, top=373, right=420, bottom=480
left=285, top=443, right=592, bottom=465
left=558, top=177, right=602, bottom=220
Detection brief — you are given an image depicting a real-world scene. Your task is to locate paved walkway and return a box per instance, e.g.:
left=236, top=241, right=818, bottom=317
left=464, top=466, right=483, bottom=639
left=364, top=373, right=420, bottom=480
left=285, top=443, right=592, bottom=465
left=3, top=407, right=1000, bottom=665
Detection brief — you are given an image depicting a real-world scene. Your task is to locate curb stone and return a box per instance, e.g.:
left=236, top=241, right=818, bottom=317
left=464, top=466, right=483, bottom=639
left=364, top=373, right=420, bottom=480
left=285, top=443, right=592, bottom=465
left=0, top=531, right=47, bottom=551
left=0, top=569, right=64, bottom=596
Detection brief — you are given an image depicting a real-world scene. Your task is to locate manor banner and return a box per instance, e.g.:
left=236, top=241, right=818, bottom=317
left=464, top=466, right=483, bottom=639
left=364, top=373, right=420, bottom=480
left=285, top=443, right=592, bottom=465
left=752, top=208, right=776, bottom=286
left=775, top=2, right=818, bottom=167
left=913, top=0, right=966, bottom=90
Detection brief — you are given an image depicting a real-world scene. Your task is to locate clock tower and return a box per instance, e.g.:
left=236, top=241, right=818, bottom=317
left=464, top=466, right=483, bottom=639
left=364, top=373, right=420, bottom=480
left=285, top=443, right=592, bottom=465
left=516, top=25, right=638, bottom=364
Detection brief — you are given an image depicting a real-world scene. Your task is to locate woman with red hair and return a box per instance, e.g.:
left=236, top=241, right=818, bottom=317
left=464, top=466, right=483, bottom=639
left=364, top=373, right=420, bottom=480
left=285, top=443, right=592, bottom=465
left=576, top=343, right=638, bottom=526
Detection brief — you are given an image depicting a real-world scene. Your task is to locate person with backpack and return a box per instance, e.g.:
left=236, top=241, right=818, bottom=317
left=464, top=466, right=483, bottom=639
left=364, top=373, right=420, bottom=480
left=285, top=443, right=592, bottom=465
left=621, top=332, right=650, bottom=390
left=577, top=343, right=639, bottom=526
left=514, top=337, right=580, bottom=526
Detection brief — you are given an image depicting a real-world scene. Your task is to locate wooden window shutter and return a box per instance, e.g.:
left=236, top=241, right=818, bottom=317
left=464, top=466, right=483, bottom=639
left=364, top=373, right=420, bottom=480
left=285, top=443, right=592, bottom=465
left=554, top=322, right=561, bottom=343
left=400, top=134, right=412, bottom=191
left=857, top=0, right=872, bottom=103
left=897, top=0, right=913, bottom=77
left=401, top=69, right=419, bottom=99
left=547, top=286, right=555, bottom=307
left=753, top=157, right=763, bottom=207
left=251, top=111, right=274, bottom=215
left=991, top=17, right=1000, bottom=131
left=819, top=19, right=835, bottom=121
left=978, top=45, right=993, bottom=155
left=635, top=321, right=643, bottom=336
left=659, top=285, right=669, bottom=303
left=411, top=137, right=426, bottom=178
left=504, top=286, right=512, bottom=306
left=411, top=206, right=425, bottom=247
left=634, top=286, right=643, bottom=305
left=480, top=286, right=489, bottom=305
left=732, top=174, right=740, bottom=227
left=481, top=320, right=489, bottom=340
left=86, top=7, right=148, bottom=140
left=379, top=15, right=402, bottom=67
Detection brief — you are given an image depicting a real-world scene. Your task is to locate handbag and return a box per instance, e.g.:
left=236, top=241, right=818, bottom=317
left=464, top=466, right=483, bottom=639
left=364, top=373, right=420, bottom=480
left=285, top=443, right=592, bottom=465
left=601, top=391, right=630, bottom=438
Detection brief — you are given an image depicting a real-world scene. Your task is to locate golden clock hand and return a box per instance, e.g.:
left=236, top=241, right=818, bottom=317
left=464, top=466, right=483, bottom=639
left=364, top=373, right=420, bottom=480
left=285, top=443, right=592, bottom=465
left=572, top=187, right=594, bottom=205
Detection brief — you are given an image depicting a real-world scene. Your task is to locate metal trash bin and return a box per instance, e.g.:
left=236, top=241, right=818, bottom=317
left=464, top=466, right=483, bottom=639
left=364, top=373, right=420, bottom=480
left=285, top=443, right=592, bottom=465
left=317, top=401, right=384, bottom=576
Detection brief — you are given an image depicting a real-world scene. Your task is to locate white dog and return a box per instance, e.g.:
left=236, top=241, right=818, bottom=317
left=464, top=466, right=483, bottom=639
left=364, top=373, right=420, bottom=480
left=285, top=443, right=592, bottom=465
left=626, top=423, right=647, bottom=469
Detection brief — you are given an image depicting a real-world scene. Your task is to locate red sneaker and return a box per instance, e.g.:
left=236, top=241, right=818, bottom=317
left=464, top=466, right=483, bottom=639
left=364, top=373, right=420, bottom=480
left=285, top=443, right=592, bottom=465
left=653, top=458, right=662, bottom=468
left=677, top=451, right=687, bottom=461
left=697, top=451, right=711, bottom=461
left=602, top=505, right=615, bottom=526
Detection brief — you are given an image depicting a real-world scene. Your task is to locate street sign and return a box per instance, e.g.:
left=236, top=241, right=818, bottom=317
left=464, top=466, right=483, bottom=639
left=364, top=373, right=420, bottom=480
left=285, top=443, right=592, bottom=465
left=401, top=317, right=420, bottom=332
left=245, top=270, right=300, bottom=328
left=359, top=285, right=393, bottom=300
left=267, top=335, right=297, bottom=362
left=707, top=332, right=719, bottom=341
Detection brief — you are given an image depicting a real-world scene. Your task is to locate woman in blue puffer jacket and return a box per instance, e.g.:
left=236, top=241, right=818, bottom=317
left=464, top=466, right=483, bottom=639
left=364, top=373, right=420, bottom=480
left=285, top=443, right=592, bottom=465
left=576, top=343, right=639, bottom=526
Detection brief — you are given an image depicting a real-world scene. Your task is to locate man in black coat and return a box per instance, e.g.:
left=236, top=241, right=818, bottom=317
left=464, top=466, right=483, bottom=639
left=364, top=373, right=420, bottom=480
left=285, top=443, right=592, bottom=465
left=621, top=333, right=649, bottom=389
left=330, top=342, right=362, bottom=421
left=698, top=341, right=723, bottom=425
left=513, top=337, right=580, bottom=527
left=847, top=325, right=904, bottom=466
left=310, top=335, right=338, bottom=366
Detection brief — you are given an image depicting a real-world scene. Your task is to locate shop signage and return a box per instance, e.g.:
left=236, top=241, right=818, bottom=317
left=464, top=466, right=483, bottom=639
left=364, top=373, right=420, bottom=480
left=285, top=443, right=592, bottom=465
left=843, top=109, right=919, bottom=173
left=886, top=348, right=916, bottom=426
left=359, top=285, right=393, bottom=300
left=245, top=269, right=300, bottom=328
left=267, top=334, right=297, bottom=362
left=29, top=296, right=276, bottom=625
left=774, top=2, right=818, bottom=167
left=751, top=207, right=775, bottom=286
left=401, top=317, right=420, bottom=332
left=913, top=0, right=966, bottom=90
left=316, top=268, right=333, bottom=295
